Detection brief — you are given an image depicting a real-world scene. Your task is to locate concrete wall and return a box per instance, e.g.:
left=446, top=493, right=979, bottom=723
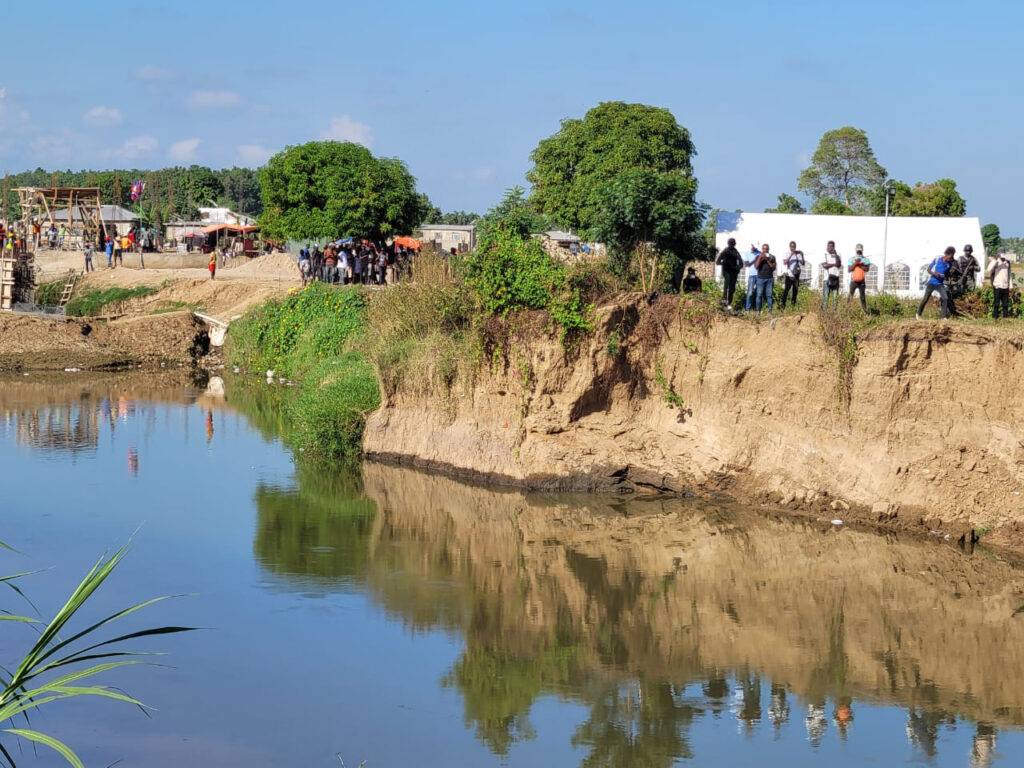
left=715, top=212, right=986, bottom=298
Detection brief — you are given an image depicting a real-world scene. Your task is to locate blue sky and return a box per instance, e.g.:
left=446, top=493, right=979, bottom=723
left=1, top=1, right=1019, bottom=230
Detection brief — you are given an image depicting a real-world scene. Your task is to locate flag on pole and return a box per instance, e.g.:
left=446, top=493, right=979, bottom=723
left=130, top=181, right=146, bottom=201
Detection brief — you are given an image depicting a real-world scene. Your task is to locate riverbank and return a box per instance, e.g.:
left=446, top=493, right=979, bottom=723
left=362, top=293, right=1024, bottom=548
left=4, top=261, right=1024, bottom=549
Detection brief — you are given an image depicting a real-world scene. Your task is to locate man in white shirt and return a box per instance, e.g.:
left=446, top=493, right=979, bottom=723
left=744, top=244, right=760, bottom=311
left=780, top=241, right=805, bottom=310
left=988, top=251, right=1013, bottom=319
left=821, top=241, right=842, bottom=310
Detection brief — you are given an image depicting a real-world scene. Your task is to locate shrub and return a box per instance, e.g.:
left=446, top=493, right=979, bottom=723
left=287, top=353, right=381, bottom=458
left=866, top=292, right=907, bottom=317
left=463, top=227, right=596, bottom=343
left=34, top=280, right=65, bottom=306
left=227, top=283, right=367, bottom=377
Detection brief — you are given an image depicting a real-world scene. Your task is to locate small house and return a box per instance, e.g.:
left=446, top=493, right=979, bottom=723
left=419, top=224, right=476, bottom=254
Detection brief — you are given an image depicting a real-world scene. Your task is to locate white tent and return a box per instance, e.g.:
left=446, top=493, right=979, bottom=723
left=714, top=212, right=985, bottom=298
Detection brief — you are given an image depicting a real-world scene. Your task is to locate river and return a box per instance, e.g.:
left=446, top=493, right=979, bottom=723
left=2, top=373, right=1022, bottom=767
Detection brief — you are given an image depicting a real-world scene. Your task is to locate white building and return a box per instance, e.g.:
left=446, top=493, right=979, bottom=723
left=198, top=207, right=255, bottom=227
left=714, top=212, right=986, bottom=298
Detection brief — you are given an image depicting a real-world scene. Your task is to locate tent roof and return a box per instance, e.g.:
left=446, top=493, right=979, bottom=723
left=202, top=223, right=259, bottom=234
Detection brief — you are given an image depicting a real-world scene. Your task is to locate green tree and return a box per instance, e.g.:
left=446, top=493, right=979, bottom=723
left=417, top=193, right=442, bottom=225
left=591, top=169, right=706, bottom=293
left=259, top=141, right=422, bottom=242
left=527, top=102, right=697, bottom=237
left=982, top=223, right=1001, bottom=255
left=476, top=186, right=550, bottom=244
left=811, top=197, right=854, bottom=216
left=798, top=126, right=886, bottom=212
left=765, top=193, right=806, bottom=213
left=438, top=210, right=479, bottom=225
left=866, top=179, right=966, bottom=217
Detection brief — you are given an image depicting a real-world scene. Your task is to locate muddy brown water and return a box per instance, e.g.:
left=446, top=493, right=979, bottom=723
left=2, top=373, right=1023, bottom=767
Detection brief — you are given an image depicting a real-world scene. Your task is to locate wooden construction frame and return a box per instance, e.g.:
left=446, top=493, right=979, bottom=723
left=15, top=187, right=106, bottom=244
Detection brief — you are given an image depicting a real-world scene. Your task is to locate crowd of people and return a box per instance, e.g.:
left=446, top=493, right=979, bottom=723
left=295, top=240, right=422, bottom=287
left=713, top=238, right=1013, bottom=319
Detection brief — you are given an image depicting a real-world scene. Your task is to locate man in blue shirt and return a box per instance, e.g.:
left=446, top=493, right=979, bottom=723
left=916, top=247, right=955, bottom=319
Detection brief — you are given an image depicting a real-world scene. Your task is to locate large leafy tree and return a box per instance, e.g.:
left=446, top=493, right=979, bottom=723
left=259, top=141, right=423, bottom=242
left=765, top=193, right=805, bottom=213
left=982, top=223, right=1001, bottom=255
left=527, top=102, right=697, bottom=237
left=798, top=126, right=886, bottom=212
left=866, top=178, right=967, bottom=217
left=591, top=169, right=706, bottom=293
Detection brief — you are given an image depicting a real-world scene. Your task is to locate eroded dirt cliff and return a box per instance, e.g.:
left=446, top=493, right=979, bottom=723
left=364, top=296, right=1024, bottom=541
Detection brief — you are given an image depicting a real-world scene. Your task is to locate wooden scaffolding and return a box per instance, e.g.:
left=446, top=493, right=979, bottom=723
left=15, top=187, right=106, bottom=245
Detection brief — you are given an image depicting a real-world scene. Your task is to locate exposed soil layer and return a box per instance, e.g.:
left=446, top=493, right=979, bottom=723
left=364, top=295, right=1024, bottom=548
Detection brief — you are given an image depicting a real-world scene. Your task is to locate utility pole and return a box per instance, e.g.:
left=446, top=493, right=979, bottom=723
left=114, top=174, right=122, bottom=205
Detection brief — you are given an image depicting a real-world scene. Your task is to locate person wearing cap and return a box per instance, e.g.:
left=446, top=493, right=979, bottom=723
left=846, top=244, right=871, bottom=312
left=988, top=250, right=1013, bottom=319
left=916, top=247, right=956, bottom=319
left=957, top=244, right=980, bottom=291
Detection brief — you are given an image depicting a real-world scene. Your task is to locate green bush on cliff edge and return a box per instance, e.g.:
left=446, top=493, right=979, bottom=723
left=227, top=283, right=378, bottom=458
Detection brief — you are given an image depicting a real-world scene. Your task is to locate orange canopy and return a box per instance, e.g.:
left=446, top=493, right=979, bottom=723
left=393, top=236, right=421, bottom=249
left=202, top=223, right=260, bottom=234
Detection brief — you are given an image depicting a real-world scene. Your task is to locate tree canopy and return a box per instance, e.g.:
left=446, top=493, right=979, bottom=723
left=866, top=178, right=967, bottom=217
left=259, top=141, right=425, bottom=242
left=526, top=102, right=697, bottom=237
left=1, top=165, right=261, bottom=224
left=798, top=126, right=886, bottom=213
left=592, top=169, right=705, bottom=292
left=765, top=193, right=805, bottom=214
left=982, top=223, right=1001, bottom=255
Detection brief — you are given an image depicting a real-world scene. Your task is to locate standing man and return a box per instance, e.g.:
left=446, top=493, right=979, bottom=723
left=847, top=244, right=871, bottom=312
left=744, top=244, right=760, bottom=311
left=916, top=247, right=956, bottom=319
left=754, top=243, right=777, bottom=313
left=104, top=236, right=113, bottom=268
left=716, top=237, right=743, bottom=308
left=821, top=241, right=842, bottom=310
left=957, top=244, right=980, bottom=291
left=988, top=251, right=1013, bottom=319
left=780, top=241, right=805, bottom=310
left=84, top=242, right=94, bottom=273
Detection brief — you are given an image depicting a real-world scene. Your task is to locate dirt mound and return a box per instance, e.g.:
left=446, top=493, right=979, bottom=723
left=221, top=252, right=299, bottom=279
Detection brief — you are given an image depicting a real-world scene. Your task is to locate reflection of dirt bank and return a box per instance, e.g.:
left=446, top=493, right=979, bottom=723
left=356, top=462, right=1024, bottom=728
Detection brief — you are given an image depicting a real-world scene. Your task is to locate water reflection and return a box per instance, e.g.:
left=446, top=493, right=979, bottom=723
left=254, top=462, right=1024, bottom=765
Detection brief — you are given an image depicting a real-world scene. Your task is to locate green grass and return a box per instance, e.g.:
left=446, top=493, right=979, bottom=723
left=226, top=283, right=378, bottom=459
left=65, top=286, right=157, bottom=317
left=33, top=280, right=66, bottom=306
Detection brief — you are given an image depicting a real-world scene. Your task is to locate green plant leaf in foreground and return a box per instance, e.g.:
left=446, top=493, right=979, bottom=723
left=1, top=541, right=195, bottom=767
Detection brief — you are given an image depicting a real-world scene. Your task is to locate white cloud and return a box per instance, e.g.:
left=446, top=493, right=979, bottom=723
left=137, top=65, right=173, bottom=81
left=102, top=135, right=158, bottom=161
left=321, top=115, right=374, bottom=148
left=238, top=143, right=272, bottom=166
left=30, top=134, right=72, bottom=162
left=83, top=106, right=123, bottom=127
left=168, top=138, right=201, bottom=163
left=188, top=90, right=242, bottom=109
left=0, top=87, right=6, bottom=100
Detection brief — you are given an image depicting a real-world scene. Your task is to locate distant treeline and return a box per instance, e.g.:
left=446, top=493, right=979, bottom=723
left=2, top=166, right=262, bottom=226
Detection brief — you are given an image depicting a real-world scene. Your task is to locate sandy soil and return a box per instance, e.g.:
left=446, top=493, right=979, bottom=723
left=31, top=249, right=300, bottom=320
